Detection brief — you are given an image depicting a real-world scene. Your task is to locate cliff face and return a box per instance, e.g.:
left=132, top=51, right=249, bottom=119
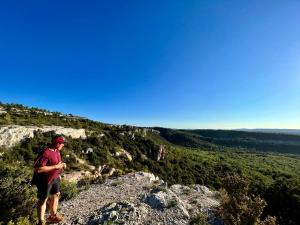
left=0, top=125, right=86, bottom=147
left=59, top=172, right=221, bottom=225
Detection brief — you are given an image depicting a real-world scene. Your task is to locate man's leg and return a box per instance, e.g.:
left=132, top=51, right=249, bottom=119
left=37, top=198, right=48, bottom=223
left=47, top=179, right=63, bottom=222
left=48, top=192, right=60, bottom=216
left=36, top=181, right=50, bottom=224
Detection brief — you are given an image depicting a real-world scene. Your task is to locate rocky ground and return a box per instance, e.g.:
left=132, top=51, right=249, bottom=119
left=58, top=172, right=221, bottom=225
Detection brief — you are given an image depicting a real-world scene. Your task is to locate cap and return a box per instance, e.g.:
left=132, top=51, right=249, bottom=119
left=52, top=135, right=67, bottom=145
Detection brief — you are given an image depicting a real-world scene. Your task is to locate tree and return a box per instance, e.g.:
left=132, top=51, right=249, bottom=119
left=219, top=175, right=278, bottom=225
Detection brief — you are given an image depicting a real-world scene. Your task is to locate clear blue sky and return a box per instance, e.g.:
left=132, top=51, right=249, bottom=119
left=0, top=0, right=300, bottom=129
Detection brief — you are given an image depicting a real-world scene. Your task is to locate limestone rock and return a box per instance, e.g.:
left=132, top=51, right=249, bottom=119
left=0, top=125, right=86, bottom=148
left=87, top=201, right=148, bottom=225
left=0, top=106, right=6, bottom=114
left=115, top=148, right=132, bottom=161
left=193, top=184, right=214, bottom=195
left=59, top=172, right=220, bottom=225
left=143, top=189, right=190, bottom=218
left=154, top=145, right=166, bottom=161
left=134, top=171, right=159, bottom=183
left=64, top=171, right=92, bottom=183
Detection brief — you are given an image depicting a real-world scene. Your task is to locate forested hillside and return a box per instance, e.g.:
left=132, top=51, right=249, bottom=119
left=155, top=127, right=300, bottom=154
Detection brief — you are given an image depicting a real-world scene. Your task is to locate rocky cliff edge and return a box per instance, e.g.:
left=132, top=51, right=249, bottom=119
left=58, top=172, right=221, bottom=225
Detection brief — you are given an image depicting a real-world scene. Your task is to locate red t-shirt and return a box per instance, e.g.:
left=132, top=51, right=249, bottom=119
left=34, top=148, right=62, bottom=184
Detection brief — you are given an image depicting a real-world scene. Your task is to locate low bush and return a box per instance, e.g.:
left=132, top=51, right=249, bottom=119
left=219, top=175, right=278, bottom=225
left=60, top=180, right=78, bottom=201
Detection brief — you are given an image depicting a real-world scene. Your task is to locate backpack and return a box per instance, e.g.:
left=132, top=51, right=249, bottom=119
left=30, top=149, right=46, bottom=186
left=30, top=171, right=39, bottom=186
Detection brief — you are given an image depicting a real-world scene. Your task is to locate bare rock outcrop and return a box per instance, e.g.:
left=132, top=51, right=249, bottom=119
left=154, top=145, right=166, bottom=161
left=0, top=125, right=86, bottom=147
left=97, top=165, right=116, bottom=176
left=0, top=106, right=6, bottom=114
left=115, top=148, right=133, bottom=161
left=63, top=171, right=92, bottom=183
left=143, top=188, right=190, bottom=219
left=59, top=172, right=220, bottom=225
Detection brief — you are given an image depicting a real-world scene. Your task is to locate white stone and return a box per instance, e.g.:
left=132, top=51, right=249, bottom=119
left=0, top=125, right=86, bottom=148
left=63, top=171, right=91, bottom=183
left=85, top=148, right=93, bottom=154
left=143, top=189, right=190, bottom=218
left=108, top=168, right=116, bottom=176
left=134, top=172, right=158, bottom=182
left=115, top=148, right=132, bottom=161
left=170, top=184, right=191, bottom=195
left=193, top=185, right=213, bottom=195
left=0, top=106, right=6, bottom=115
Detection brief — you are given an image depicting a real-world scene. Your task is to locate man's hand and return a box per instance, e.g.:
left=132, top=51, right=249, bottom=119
left=56, top=162, right=67, bottom=170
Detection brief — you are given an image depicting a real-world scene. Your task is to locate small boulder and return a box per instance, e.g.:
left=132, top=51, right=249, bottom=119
left=193, top=184, right=213, bottom=195
left=143, top=189, right=190, bottom=218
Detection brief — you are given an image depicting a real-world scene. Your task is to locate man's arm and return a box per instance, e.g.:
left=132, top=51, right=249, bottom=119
left=36, top=162, right=66, bottom=173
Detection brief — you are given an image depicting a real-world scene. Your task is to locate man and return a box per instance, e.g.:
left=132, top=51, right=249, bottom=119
left=34, top=135, right=67, bottom=225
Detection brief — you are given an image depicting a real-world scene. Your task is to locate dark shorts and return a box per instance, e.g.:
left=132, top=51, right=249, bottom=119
left=36, top=178, right=60, bottom=201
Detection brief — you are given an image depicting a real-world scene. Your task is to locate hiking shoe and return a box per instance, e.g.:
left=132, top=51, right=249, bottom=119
left=47, top=214, right=64, bottom=223
left=37, top=221, right=46, bottom=225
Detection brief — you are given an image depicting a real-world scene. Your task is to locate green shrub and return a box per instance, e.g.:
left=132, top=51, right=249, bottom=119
left=189, top=213, right=210, bottom=225
left=7, top=217, right=31, bottom=225
left=0, top=163, right=36, bottom=223
left=77, top=176, right=93, bottom=190
left=60, top=181, right=78, bottom=201
left=219, top=175, right=278, bottom=225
